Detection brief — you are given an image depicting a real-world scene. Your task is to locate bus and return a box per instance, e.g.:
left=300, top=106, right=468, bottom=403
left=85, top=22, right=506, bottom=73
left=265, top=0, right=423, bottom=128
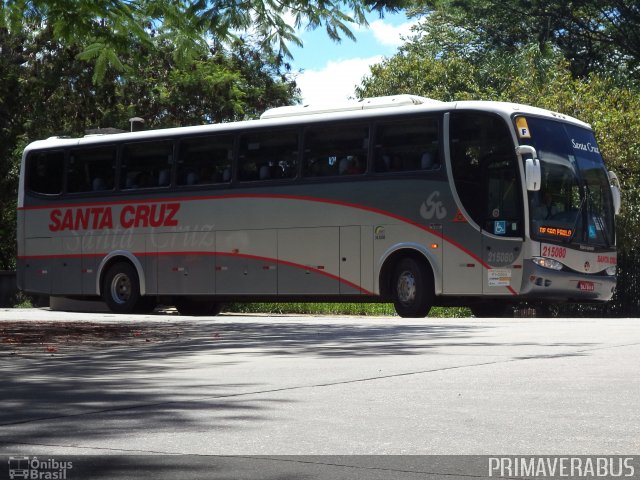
left=16, top=95, right=621, bottom=317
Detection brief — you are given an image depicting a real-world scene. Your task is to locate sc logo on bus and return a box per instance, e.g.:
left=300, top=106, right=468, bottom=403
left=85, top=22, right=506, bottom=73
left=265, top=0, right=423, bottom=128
left=420, top=191, right=447, bottom=220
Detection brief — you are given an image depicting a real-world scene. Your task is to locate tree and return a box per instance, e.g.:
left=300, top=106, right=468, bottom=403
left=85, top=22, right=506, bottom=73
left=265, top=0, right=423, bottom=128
left=1, top=0, right=405, bottom=83
left=404, top=0, right=640, bottom=80
left=356, top=15, right=570, bottom=101
left=0, top=24, right=25, bottom=270
left=0, top=22, right=298, bottom=270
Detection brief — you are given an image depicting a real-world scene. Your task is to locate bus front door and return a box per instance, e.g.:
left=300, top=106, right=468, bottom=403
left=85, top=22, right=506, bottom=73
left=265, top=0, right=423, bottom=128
left=447, top=110, right=525, bottom=297
left=480, top=151, right=525, bottom=295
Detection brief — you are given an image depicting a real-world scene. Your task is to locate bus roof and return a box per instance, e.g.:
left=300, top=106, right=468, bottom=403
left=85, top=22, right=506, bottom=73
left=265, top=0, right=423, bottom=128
left=23, top=96, right=591, bottom=152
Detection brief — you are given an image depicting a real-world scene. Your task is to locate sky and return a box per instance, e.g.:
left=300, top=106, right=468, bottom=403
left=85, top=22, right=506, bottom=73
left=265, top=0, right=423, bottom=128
left=286, top=11, right=418, bottom=105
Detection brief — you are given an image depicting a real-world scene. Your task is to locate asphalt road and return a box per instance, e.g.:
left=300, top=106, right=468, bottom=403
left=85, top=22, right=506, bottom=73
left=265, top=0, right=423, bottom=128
left=0, top=308, right=638, bottom=478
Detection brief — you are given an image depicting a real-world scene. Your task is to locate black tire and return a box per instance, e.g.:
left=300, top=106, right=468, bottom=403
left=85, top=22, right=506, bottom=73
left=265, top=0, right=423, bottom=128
left=102, top=261, right=146, bottom=314
left=470, top=302, right=512, bottom=318
left=391, top=257, right=434, bottom=318
left=175, top=297, right=224, bottom=316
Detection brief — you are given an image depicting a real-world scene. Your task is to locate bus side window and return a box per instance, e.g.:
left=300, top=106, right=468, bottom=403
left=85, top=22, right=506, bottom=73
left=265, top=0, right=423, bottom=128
left=121, top=141, right=173, bottom=190
left=177, top=135, right=234, bottom=186
left=27, top=151, right=64, bottom=195
left=67, top=147, right=116, bottom=193
left=374, top=116, right=440, bottom=173
left=238, top=129, right=299, bottom=182
left=303, top=123, right=369, bottom=177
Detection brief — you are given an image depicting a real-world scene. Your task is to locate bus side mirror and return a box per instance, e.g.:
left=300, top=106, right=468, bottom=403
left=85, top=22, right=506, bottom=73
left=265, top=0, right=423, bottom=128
left=516, top=145, right=541, bottom=191
left=609, top=171, right=622, bottom=215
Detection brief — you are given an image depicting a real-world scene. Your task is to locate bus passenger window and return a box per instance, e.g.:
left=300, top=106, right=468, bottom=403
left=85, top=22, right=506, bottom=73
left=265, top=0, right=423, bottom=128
left=238, top=129, right=298, bottom=182
left=67, top=147, right=116, bottom=193
left=373, top=117, right=440, bottom=172
left=27, top=151, right=64, bottom=195
left=303, top=123, right=368, bottom=177
left=178, top=135, right=234, bottom=186
left=121, top=141, right=173, bottom=190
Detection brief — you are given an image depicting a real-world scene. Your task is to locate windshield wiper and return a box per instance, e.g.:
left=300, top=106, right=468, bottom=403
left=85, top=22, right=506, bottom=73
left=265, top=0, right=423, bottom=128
left=567, top=192, right=587, bottom=244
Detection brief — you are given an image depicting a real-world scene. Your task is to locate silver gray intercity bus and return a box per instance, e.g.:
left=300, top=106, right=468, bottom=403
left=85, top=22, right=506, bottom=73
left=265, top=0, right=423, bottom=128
left=17, top=95, right=621, bottom=317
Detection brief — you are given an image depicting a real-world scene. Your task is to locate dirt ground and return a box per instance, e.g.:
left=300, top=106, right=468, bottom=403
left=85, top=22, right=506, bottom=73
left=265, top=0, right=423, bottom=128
left=0, top=309, right=189, bottom=355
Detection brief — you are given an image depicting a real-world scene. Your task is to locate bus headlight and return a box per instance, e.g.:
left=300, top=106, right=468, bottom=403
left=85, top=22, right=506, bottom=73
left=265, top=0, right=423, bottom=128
left=533, top=257, right=564, bottom=271
left=606, top=265, right=616, bottom=276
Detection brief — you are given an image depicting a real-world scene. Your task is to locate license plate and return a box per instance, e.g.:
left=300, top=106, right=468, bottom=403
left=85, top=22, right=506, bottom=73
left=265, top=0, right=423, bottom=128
left=578, top=281, right=595, bottom=291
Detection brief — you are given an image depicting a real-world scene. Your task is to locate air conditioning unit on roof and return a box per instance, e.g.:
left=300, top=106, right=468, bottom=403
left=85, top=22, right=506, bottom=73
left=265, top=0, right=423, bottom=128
left=260, top=94, right=441, bottom=119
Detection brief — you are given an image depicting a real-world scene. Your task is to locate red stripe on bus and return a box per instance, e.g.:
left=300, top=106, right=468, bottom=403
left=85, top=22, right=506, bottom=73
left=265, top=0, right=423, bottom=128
left=18, top=249, right=520, bottom=296
left=212, top=251, right=371, bottom=295
left=19, top=192, right=482, bottom=261
left=20, top=250, right=373, bottom=295
left=18, top=193, right=513, bottom=294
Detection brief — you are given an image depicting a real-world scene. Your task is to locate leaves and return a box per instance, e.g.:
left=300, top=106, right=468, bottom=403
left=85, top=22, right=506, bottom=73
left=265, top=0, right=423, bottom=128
left=0, top=14, right=299, bottom=270
left=3, top=0, right=386, bottom=84
left=404, top=0, right=640, bottom=79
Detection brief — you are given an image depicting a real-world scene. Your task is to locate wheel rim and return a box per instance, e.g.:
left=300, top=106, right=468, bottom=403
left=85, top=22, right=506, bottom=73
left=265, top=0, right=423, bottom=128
left=110, top=272, right=132, bottom=305
left=396, top=270, right=417, bottom=305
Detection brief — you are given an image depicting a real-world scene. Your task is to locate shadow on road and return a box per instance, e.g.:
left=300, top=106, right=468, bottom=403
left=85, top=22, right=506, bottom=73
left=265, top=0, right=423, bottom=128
left=0, top=315, right=598, bottom=448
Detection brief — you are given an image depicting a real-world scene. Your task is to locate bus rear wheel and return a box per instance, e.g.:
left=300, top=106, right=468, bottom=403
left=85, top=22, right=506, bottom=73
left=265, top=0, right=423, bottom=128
left=392, top=257, right=434, bottom=318
left=103, top=261, right=155, bottom=314
left=175, top=297, right=224, bottom=316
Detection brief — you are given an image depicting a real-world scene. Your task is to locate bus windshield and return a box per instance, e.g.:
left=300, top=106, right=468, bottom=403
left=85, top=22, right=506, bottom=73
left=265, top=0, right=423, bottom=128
left=519, top=116, right=615, bottom=247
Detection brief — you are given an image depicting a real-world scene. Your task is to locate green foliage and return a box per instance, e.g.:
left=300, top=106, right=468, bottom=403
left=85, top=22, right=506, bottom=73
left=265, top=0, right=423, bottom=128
left=227, top=302, right=397, bottom=316
left=0, top=19, right=299, bottom=270
left=357, top=16, right=570, bottom=101
left=0, top=25, right=24, bottom=269
left=2, top=0, right=397, bottom=83
left=12, top=292, right=33, bottom=309
left=226, top=303, right=470, bottom=317
left=405, top=0, right=640, bottom=80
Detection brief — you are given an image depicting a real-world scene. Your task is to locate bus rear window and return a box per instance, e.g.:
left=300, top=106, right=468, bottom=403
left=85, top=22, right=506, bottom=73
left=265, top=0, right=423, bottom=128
left=27, top=151, right=64, bottom=195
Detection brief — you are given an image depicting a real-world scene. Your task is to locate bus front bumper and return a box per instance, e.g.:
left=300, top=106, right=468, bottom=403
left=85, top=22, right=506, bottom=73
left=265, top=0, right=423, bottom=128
left=519, top=260, right=616, bottom=302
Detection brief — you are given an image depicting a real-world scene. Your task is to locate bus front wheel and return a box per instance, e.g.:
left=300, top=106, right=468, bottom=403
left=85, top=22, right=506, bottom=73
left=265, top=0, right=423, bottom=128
left=392, top=257, right=434, bottom=318
left=103, top=261, right=154, bottom=314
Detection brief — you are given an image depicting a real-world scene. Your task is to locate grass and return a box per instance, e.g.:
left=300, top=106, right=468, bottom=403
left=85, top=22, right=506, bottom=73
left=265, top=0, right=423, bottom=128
left=11, top=292, right=33, bottom=309
left=10, top=294, right=471, bottom=317
left=227, top=302, right=471, bottom=317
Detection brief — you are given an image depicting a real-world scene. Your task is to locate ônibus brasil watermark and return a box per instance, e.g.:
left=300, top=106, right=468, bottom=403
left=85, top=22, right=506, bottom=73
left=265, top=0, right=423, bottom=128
left=8, top=457, right=73, bottom=480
